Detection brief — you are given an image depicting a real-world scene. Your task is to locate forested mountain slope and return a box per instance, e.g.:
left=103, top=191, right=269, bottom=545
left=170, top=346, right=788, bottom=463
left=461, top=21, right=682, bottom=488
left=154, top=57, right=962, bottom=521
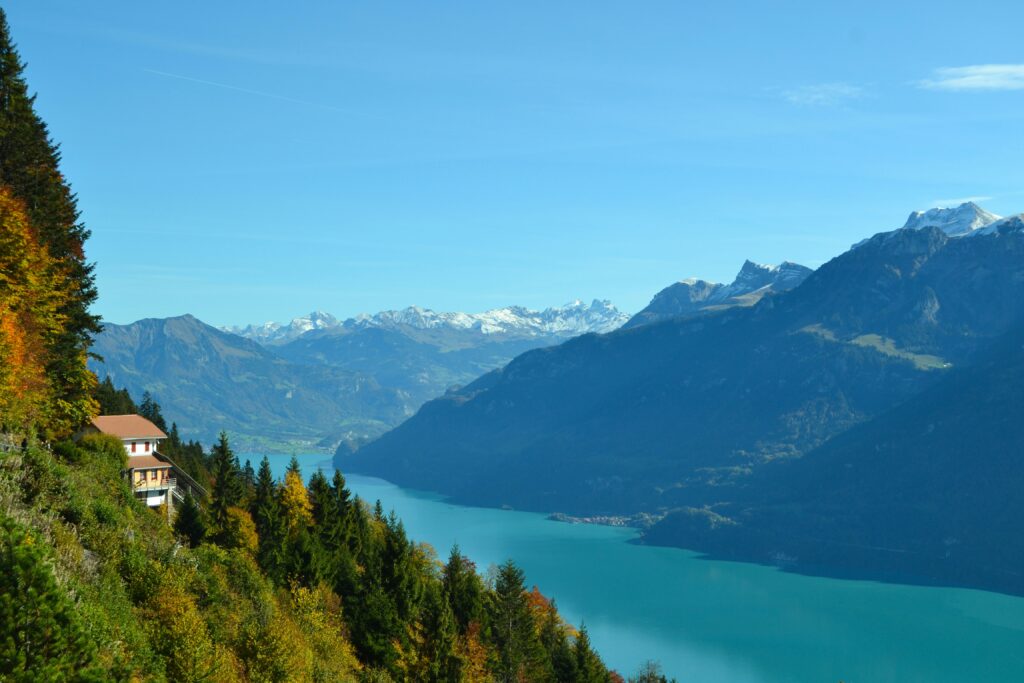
left=346, top=217, right=1024, bottom=520
left=90, top=315, right=414, bottom=446
left=644, top=319, right=1024, bottom=594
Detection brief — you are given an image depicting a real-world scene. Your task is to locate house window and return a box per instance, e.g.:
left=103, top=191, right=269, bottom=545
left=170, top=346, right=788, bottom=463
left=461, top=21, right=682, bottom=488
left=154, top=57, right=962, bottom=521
left=131, top=442, right=137, bottom=453
left=144, top=441, right=150, bottom=452
left=150, top=470, right=157, bottom=481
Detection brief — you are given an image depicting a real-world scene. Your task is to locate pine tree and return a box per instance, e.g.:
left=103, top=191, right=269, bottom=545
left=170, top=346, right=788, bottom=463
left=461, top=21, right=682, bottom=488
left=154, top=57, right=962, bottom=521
left=209, top=431, right=242, bottom=537
left=0, top=518, right=100, bottom=680
left=94, top=376, right=136, bottom=415
left=422, top=585, right=462, bottom=683
left=249, top=457, right=286, bottom=582
left=0, top=10, right=100, bottom=435
left=138, top=391, right=167, bottom=432
left=285, top=527, right=327, bottom=587
left=443, top=544, right=484, bottom=634
left=487, top=560, right=544, bottom=683
left=255, top=494, right=289, bottom=585
left=535, top=599, right=576, bottom=683
left=628, top=661, right=674, bottom=683
left=573, top=624, right=607, bottom=683
left=173, top=492, right=207, bottom=547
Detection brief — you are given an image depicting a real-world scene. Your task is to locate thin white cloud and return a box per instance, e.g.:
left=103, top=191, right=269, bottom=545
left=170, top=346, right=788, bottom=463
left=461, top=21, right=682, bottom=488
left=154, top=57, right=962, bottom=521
left=780, top=82, right=865, bottom=106
left=920, top=65, right=1024, bottom=91
left=931, top=195, right=993, bottom=208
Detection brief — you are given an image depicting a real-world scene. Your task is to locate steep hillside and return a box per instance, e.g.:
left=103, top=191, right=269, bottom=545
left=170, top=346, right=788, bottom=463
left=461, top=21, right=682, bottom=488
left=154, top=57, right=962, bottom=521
left=643, top=319, right=1024, bottom=594
left=89, top=315, right=413, bottom=446
left=344, top=216, right=1024, bottom=518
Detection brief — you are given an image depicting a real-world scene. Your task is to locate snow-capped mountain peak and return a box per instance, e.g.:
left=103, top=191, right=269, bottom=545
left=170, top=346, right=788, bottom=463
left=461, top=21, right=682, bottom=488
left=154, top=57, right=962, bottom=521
left=852, top=202, right=1004, bottom=250
left=349, top=300, right=629, bottom=337
left=223, top=310, right=339, bottom=344
left=227, top=300, right=630, bottom=344
left=901, top=202, right=1002, bottom=237
left=970, top=213, right=1024, bottom=237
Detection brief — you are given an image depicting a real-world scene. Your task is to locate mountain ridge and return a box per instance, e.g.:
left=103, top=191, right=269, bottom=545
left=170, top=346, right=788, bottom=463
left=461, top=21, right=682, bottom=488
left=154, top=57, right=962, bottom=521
left=623, top=259, right=812, bottom=329
left=343, top=210, right=1024, bottom=536
left=226, top=299, right=630, bottom=346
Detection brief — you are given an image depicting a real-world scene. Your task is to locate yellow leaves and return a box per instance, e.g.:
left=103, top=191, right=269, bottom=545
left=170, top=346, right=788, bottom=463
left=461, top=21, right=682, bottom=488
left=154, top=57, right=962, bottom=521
left=280, top=470, right=313, bottom=534
left=225, top=507, right=259, bottom=555
left=288, top=584, right=361, bottom=682
left=457, top=621, right=491, bottom=683
left=240, top=611, right=314, bottom=683
left=0, top=184, right=89, bottom=435
left=146, top=577, right=240, bottom=682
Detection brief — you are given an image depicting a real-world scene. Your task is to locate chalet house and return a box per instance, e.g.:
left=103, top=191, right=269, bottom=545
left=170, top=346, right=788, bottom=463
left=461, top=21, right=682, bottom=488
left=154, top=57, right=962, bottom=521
left=83, top=415, right=206, bottom=512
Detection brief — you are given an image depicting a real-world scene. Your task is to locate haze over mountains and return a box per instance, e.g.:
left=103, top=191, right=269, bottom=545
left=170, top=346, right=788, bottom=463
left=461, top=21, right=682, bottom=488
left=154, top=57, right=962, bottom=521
left=342, top=201, right=1024, bottom=594
left=89, top=200, right=1024, bottom=592
left=91, top=299, right=629, bottom=447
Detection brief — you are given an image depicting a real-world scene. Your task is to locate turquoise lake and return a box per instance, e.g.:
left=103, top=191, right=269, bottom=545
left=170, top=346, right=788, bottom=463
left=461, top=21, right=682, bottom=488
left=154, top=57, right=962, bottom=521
left=266, top=453, right=1024, bottom=682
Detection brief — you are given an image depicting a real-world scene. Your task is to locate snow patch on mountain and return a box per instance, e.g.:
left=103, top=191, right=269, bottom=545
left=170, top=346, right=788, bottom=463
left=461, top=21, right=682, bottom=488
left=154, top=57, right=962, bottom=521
left=350, top=300, right=628, bottom=337
left=225, top=310, right=339, bottom=344
left=854, top=202, right=1004, bottom=249
left=227, top=300, right=629, bottom=344
left=902, top=202, right=1002, bottom=236
left=970, top=213, right=1024, bottom=237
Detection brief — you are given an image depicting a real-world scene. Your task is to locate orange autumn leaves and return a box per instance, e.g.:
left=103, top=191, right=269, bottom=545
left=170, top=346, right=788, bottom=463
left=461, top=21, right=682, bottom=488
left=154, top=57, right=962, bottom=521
left=0, top=186, right=96, bottom=434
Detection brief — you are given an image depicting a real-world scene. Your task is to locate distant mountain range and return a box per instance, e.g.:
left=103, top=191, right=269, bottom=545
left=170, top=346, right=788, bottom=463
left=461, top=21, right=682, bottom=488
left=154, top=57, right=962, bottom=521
left=225, top=300, right=629, bottom=345
left=89, top=315, right=413, bottom=448
left=91, top=300, right=629, bottom=447
left=342, top=202, right=1024, bottom=594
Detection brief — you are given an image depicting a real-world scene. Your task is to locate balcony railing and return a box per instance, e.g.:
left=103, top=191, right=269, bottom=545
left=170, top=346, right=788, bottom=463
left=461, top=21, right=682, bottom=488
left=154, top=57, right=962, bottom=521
left=133, top=477, right=176, bottom=491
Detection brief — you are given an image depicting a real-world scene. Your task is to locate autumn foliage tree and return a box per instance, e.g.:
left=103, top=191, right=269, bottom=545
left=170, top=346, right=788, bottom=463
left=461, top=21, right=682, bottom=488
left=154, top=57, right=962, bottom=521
left=0, top=188, right=66, bottom=430
left=0, top=9, right=99, bottom=436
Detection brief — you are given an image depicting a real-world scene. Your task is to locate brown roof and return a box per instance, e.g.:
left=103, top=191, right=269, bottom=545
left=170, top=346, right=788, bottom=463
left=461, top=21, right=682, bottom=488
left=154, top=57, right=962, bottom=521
left=126, top=454, right=170, bottom=470
left=91, top=415, right=168, bottom=439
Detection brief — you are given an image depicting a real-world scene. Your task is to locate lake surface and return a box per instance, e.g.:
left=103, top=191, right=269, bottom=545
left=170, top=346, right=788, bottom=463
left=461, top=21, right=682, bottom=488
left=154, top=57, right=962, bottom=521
left=264, top=453, right=1024, bottom=682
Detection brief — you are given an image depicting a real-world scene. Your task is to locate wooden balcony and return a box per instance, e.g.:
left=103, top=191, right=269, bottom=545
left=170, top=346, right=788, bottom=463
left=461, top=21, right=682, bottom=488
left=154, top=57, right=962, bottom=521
left=133, top=477, right=175, bottom=491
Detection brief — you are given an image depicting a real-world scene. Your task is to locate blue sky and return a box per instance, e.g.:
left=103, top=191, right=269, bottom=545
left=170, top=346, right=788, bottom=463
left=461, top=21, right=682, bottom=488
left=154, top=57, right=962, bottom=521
left=6, top=1, right=1024, bottom=326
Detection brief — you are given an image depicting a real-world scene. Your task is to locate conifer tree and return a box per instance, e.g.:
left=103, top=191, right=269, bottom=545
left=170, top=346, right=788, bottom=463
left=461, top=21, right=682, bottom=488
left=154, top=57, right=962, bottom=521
left=539, top=604, right=577, bottom=682
left=573, top=624, right=607, bottom=683
left=250, top=457, right=287, bottom=582
left=173, top=492, right=207, bottom=548
left=138, top=391, right=167, bottom=432
left=94, top=376, right=136, bottom=415
left=209, top=431, right=242, bottom=536
left=0, top=518, right=99, bottom=680
left=487, top=559, right=544, bottom=683
left=443, top=544, right=484, bottom=634
left=251, top=456, right=276, bottom=520
left=422, top=585, right=462, bottom=683
left=0, top=10, right=100, bottom=434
